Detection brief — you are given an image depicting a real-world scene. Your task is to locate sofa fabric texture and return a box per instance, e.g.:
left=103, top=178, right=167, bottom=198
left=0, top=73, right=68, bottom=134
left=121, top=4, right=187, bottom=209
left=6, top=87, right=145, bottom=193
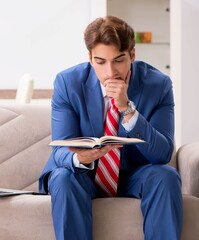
left=0, top=104, right=199, bottom=240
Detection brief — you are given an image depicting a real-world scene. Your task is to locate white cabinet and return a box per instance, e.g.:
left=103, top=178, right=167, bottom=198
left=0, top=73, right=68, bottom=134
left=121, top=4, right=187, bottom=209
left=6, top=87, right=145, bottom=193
left=107, top=0, right=170, bottom=75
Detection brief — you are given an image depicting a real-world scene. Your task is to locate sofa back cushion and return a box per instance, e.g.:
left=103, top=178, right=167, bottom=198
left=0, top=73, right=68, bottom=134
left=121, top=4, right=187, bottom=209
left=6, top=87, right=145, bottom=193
left=0, top=104, right=52, bottom=191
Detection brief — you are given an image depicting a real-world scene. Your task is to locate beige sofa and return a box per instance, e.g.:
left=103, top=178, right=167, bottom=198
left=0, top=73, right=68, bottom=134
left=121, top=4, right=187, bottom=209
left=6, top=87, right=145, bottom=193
left=0, top=104, right=199, bottom=240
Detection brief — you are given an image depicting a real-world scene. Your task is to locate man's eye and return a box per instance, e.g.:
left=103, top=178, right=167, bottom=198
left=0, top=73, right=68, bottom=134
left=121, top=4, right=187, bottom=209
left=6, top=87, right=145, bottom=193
left=96, top=60, right=105, bottom=65
left=115, top=59, right=124, bottom=63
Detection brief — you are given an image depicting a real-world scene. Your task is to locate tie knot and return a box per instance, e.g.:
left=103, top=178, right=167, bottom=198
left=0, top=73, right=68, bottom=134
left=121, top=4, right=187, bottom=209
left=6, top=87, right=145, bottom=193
left=110, top=98, right=119, bottom=114
left=111, top=98, right=114, bottom=106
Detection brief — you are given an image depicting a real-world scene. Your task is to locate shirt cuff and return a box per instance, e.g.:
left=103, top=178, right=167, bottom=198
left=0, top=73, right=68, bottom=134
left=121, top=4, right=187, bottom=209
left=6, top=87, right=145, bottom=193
left=122, top=110, right=139, bottom=132
left=73, top=153, right=94, bottom=170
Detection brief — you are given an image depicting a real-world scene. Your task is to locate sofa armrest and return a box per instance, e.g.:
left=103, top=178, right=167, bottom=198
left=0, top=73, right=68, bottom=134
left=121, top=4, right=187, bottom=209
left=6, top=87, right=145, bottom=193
left=177, top=142, right=199, bottom=197
left=182, top=194, right=199, bottom=240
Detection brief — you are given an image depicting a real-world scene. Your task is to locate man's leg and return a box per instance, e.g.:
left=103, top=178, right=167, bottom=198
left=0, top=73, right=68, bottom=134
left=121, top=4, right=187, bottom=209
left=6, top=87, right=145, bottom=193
left=48, top=168, right=97, bottom=240
left=118, top=165, right=183, bottom=240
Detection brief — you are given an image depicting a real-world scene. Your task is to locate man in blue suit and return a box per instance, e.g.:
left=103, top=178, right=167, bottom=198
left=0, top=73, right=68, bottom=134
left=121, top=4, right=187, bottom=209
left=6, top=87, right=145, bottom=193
left=39, top=16, right=182, bottom=239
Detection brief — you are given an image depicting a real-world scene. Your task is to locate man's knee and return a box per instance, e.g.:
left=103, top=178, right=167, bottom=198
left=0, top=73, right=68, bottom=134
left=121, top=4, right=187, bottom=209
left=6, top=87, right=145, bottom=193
left=149, top=165, right=181, bottom=191
left=155, top=165, right=180, bottom=181
left=48, top=168, right=73, bottom=194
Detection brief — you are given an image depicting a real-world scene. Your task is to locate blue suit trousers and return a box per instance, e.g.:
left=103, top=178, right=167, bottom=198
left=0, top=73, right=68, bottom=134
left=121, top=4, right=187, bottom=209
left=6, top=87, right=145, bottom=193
left=48, top=164, right=182, bottom=240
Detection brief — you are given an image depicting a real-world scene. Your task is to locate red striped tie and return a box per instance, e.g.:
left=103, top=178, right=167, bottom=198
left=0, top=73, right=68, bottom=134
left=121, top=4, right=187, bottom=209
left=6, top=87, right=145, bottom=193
left=95, top=98, right=120, bottom=197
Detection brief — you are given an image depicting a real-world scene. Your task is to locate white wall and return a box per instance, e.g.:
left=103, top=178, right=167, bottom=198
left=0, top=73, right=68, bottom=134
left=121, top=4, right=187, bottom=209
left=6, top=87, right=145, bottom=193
left=181, top=0, right=199, bottom=145
left=171, top=0, right=199, bottom=146
left=170, top=0, right=182, bottom=147
left=0, top=0, right=106, bottom=89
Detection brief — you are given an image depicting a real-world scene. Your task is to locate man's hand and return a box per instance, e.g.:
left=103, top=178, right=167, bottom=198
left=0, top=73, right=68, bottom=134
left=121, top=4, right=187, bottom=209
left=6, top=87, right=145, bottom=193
left=68, top=144, right=123, bottom=165
left=104, top=70, right=131, bottom=111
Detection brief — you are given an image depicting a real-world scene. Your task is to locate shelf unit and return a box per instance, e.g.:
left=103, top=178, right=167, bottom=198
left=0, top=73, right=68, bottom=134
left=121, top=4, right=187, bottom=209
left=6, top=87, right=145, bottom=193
left=107, top=0, right=170, bottom=75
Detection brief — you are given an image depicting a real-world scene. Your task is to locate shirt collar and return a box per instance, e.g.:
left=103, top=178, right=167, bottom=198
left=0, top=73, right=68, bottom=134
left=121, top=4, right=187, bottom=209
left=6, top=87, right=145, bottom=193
left=100, top=83, right=106, bottom=98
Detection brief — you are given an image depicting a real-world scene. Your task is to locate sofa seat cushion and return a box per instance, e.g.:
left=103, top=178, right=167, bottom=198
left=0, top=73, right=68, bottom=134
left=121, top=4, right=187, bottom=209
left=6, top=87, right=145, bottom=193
left=0, top=195, right=144, bottom=240
left=93, top=197, right=144, bottom=240
left=0, top=192, right=199, bottom=240
left=0, top=195, right=55, bottom=240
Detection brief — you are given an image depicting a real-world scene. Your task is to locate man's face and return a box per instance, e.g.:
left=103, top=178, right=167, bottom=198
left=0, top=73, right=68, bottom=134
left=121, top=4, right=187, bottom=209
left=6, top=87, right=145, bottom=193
left=89, top=43, right=135, bottom=85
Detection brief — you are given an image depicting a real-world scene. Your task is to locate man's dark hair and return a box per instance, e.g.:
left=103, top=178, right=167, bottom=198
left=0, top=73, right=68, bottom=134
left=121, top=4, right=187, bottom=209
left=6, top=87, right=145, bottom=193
left=84, top=16, right=135, bottom=54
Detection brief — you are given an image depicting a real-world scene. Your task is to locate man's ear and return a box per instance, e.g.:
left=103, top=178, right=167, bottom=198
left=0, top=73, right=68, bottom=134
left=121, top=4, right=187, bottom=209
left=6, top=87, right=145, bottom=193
left=130, top=48, right=136, bottom=63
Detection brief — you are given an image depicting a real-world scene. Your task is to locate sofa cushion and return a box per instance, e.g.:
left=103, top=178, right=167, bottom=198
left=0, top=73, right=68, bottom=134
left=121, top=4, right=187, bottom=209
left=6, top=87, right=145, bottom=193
left=93, top=197, right=144, bottom=240
left=0, top=194, right=199, bottom=240
left=0, top=195, right=55, bottom=240
left=93, top=195, right=199, bottom=240
left=0, top=104, right=51, bottom=191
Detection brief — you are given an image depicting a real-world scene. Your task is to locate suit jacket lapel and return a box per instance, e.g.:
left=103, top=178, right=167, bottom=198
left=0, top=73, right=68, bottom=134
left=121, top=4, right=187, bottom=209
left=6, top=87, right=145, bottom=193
left=82, top=67, right=104, bottom=137
left=128, top=62, right=143, bottom=108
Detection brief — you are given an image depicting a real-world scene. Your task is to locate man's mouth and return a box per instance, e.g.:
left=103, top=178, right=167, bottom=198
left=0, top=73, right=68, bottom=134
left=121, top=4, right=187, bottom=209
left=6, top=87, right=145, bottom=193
left=115, top=77, right=123, bottom=80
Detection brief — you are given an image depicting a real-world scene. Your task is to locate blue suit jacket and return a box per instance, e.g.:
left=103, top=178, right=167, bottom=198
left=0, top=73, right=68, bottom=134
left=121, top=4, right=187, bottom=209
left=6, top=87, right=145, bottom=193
left=39, top=61, right=175, bottom=193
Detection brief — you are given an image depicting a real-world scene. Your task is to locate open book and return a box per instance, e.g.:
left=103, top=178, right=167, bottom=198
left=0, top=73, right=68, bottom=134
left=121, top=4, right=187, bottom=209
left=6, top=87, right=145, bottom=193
left=49, top=136, right=145, bottom=149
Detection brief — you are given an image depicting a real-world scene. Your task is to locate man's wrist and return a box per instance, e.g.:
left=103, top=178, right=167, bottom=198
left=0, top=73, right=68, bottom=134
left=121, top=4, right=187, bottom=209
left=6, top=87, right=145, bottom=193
left=118, top=100, right=136, bottom=116
left=122, top=110, right=139, bottom=131
left=73, top=153, right=94, bottom=170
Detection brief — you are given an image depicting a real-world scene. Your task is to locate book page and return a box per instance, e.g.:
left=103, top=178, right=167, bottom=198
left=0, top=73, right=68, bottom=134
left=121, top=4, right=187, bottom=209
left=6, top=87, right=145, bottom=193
left=49, top=137, right=99, bottom=148
left=99, top=136, right=144, bottom=144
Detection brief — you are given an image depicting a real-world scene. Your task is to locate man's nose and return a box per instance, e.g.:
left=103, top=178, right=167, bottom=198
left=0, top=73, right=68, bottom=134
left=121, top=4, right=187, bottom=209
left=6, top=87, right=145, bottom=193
left=106, top=62, right=116, bottom=78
